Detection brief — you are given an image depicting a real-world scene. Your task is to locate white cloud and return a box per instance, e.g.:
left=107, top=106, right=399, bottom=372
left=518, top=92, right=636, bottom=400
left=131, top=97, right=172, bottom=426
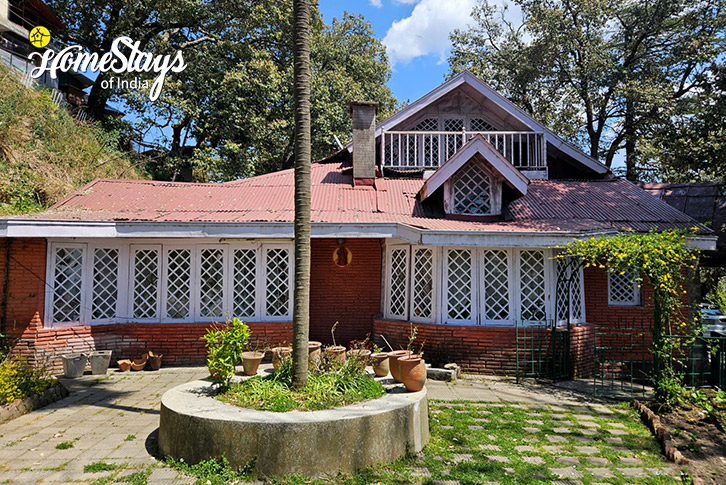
left=370, top=0, right=383, bottom=7
left=382, top=0, right=476, bottom=65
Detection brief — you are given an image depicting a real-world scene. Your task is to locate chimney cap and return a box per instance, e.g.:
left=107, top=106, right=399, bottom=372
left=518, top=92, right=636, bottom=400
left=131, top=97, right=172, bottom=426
left=349, top=101, right=379, bottom=116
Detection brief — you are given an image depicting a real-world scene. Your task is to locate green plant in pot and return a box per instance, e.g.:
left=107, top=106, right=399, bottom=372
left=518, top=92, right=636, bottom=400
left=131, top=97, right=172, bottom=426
left=397, top=325, right=427, bottom=392
left=346, top=336, right=372, bottom=372
left=241, top=341, right=266, bottom=376
left=370, top=343, right=390, bottom=377
left=201, top=317, right=250, bottom=388
left=324, top=321, right=346, bottom=365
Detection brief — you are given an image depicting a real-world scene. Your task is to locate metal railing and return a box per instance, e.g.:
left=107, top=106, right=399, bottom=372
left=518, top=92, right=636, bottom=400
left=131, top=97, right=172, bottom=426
left=380, top=130, right=546, bottom=170
left=663, top=334, right=726, bottom=390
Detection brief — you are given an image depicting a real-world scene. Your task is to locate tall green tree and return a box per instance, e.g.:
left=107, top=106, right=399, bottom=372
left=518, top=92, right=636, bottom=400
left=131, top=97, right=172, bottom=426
left=291, top=0, right=311, bottom=389
left=449, top=0, right=726, bottom=180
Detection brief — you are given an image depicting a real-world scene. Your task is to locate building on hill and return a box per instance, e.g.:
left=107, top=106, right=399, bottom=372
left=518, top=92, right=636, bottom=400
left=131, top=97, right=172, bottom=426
left=0, top=71, right=717, bottom=377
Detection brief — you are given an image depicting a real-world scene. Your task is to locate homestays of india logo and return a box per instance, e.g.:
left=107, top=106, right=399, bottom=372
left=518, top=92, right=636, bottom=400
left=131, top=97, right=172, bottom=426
left=28, top=31, right=186, bottom=101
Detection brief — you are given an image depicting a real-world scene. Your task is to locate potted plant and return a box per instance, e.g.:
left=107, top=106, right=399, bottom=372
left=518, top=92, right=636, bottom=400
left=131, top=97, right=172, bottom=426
left=241, top=350, right=264, bottom=376
left=308, top=340, right=322, bottom=364
left=398, top=354, right=426, bottom=392
left=324, top=321, right=346, bottom=364
left=271, top=346, right=293, bottom=370
left=148, top=351, right=163, bottom=371
left=88, top=350, right=112, bottom=375
left=347, top=336, right=372, bottom=371
left=201, top=317, right=251, bottom=387
left=370, top=344, right=390, bottom=377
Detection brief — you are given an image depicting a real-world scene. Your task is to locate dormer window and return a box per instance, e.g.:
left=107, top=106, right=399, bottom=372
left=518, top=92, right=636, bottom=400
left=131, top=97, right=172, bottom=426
left=452, top=162, right=492, bottom=214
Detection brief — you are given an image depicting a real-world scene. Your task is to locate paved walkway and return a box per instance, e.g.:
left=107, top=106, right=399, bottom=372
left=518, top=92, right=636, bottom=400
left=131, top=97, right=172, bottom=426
left=0, top=366, right=667, bottom=484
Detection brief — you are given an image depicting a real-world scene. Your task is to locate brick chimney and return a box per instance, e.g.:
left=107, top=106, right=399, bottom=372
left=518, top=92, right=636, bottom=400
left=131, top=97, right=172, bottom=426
left=350, top=101, right=378, bottom=186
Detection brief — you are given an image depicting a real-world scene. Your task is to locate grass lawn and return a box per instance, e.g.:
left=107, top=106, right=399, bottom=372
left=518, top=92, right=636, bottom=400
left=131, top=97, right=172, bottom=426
left=173, top=400, right=681, bottom=484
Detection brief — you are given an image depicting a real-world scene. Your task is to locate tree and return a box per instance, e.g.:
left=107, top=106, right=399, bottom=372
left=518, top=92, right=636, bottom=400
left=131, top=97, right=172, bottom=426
left=449, top=0, right=726, bottom=180
left=291, top=0, right=311, bottom=389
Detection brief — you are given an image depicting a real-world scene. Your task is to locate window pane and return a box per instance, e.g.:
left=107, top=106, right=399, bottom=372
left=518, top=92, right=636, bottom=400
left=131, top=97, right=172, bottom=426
left=452, top=163, right=492, bottom=214
left=411, top=248, right=433, bottom=319
left=470, top=118, right=495, bottom=131
left=389, top=248, right=409, bottom=317
left=233, top=249, right=257, bottom=318
left=133, top=249, right=159, bottom=319
left=444, top=118, right=463, bottom=159
left=52, top=247, right=83, bottom=323
left=519, top=250, right=546, bottom=322
left=609, top=271, right=639, bottom=305
left=447, top=249, right=472, bottom=321
left=416, top=119, right=439, bottom=167
left=265, top=248, right=290, bottom=317
left=166, top=249, right=191, bottom=319
left=199, top=248, right=225, bottom=318
left=483, top=250, right=509, bottom=321
left=92, top=248, right=118, bottom=320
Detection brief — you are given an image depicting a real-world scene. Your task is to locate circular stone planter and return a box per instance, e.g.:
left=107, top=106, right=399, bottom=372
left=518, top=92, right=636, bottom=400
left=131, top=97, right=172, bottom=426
left=158, top=380, right=429, bottom=477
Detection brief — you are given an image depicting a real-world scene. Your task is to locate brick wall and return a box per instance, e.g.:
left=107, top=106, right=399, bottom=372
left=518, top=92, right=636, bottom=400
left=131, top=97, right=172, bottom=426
left=309, top=238, right=382, bottom=345
left=1, top=238, right=47, bottom=340
left=583, top=265, right=656, bottom=324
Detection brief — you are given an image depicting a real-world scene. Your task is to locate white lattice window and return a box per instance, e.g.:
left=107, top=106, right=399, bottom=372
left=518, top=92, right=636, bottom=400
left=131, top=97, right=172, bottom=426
left=555, top=255, right=585, bottom=324
left=165, top=248, right=191, bottom=319
left=50, top=244, right=85, bottom=324
left=131, top=246, right=160, bottom=320
left=470, top=118, right=495, bottom=132
left=608, top=270, right=641, bottom=306
left=198, top=247, right=226, bottom=319
left=445, top=249, right=473, bottom=323
left=482, top=249, right=511, bottom=322
left=387, top=246, right=410, bottom=319
left=233, top=248, right=257, bottom=318
left=518, top=250, right=547, bottom=323
left=91, top=248, right=118, bottom=321
left=264, top=247, right=291, bottom=318
left=416, top=118, right=439, bottom=167
left=451, top=162, right=493, bottom=215
left=444, top=118, right=464, bottom=160
left=410, top=247, right=434, bottom=321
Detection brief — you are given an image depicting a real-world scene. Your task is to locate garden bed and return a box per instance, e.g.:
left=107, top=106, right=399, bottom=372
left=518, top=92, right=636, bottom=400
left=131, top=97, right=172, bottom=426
left=0, top=382, right=68, bottom=424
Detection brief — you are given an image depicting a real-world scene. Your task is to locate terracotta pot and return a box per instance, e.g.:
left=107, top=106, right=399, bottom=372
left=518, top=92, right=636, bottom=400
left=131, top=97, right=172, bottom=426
left=271, top=347, right=292, bottom=370
left=131, top=357, right=147, bottom=371
left=370, top=352, right=390, bottom=377
left=117, top=359, right=132, bottom=372
left=387, top=350, right=409, bottom=382
left=148, top=351, right=163, bottom=371
left=241, top=351, right=264, bottom=376
left=398, top=355, right=426, bottom=392
left=308, top=341, right=322, bottom=363
left=325, top=345, right=346, bottom=364
left=346, top=349, right=371, bottom=370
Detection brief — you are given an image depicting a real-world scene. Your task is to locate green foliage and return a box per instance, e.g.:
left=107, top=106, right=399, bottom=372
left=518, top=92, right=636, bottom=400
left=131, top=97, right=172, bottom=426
left=449, top=0, right=726, bottom=179
left=0, top=63, right=144, bottom=215
left=56, top=441, right=74, bottom=450
left=201, top=318, right=251, bottom=388
left=166, top=456, right=255, bottom=484
left=711, top=277, right=726, bottom=315
left=688, top=389, right=726, bottom=426
left=220, top=355, right=385, bottom=412
left=0, top=353, right=55, bottom=405
left=562, top=229, right=700, bottom=405
left=84, top=462, right=119, bottom=473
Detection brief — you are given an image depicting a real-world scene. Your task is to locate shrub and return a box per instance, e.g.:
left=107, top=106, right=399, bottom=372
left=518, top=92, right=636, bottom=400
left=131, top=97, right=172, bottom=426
left=0, top=354, right=55, bottom=405
left=201, top=318, right=250, bottom=388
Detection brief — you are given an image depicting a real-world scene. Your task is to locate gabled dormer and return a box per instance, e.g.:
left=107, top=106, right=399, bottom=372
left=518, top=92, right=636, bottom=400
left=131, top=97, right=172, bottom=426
left=420, top=135, right=528, bottom=220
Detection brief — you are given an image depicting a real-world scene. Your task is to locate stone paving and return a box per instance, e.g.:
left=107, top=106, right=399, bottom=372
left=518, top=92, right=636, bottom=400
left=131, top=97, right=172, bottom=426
left=0, top=367, right=680, bottom=484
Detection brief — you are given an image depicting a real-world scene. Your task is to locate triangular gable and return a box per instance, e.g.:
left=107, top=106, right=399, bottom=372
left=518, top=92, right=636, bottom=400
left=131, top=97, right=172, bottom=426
left=346, top=70, right=608, bottom=175
left=420, top=134, right=529, bottom=201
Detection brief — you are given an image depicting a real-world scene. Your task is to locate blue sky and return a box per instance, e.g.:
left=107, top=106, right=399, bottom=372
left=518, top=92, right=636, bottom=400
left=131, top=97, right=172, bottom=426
left=318, top=0, right=481, bottom=103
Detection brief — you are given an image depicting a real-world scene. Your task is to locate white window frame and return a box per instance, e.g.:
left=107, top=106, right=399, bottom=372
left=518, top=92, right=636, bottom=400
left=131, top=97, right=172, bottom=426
left=513, top=248, right=554, bottom=325
left=194, top=244, right=229, bottom=322
left=384, top=244, right=410, bottom=320
left=442, top=247, right=477, bottom=325
left=128, top=244, right=162, bottom=323
left=409, top=245, right=438, bottom=324
left=45, top=242, right=87, bottom=327
left=228, top=242, right=261, bottom=322
left=161, top=244, right=196, bottom=323
left=608, top=270, right=642, bottom=307
left=88, top=242, right=126, bottom=324
left=261, top=243, right=294, bottom=321
left=479, top=247, right=515, bottom=326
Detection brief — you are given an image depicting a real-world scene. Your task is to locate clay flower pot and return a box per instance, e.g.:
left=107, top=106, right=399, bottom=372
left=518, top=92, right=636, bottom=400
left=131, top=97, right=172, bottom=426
left=370, top=352, right=390, bottom=377
left=324, top=345, right=346, bottom=364
left=398, top=355, right=426, bottom=392
left=271, top=347, right=292, bottom=370
left=148, top=351, right=163, bottom=371
left=242, top=351, right=264, bottom=376
left=131, top=355, right=148, bottom=371
left=387, top=350, right=409, bottom=382
left=346, top=349, right=371, bottom=371
left=308, top=341, right=322, bottom=363
left=117, top=359, right=132, bottom=372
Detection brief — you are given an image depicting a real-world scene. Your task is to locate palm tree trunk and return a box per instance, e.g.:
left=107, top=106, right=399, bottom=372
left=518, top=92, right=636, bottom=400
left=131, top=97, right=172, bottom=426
left=291, top=0, right=311, bottom=389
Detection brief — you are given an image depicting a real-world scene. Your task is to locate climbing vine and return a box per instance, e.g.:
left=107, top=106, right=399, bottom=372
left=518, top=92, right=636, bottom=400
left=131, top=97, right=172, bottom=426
left=560, top=229, right=701, bottom=406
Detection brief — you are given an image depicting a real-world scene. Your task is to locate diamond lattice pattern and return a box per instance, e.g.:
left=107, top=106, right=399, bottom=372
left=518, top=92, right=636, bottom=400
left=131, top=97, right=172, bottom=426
left=569, top=264, right=584, bottom=320
left=92, top=248, right=118, bottom=320
left=133, top=249, right=159, bottom=319
left=412, top=248, right=433, bottom=319
left=389, top=248, right=409, bottom=317
left=483, top=250, right=510, bottom=321
left=444, top=118, right=463, bottom=160
left=452, top=163, right=492, bottom=214
left=200, top=248, right=225, bottom=318
left=417, top=118, right=439, bottom=167
left=609, top=271, right=638, bottom=304
left=52, top=247, right=83, bottom=323
left=233, top=249, right=257, bottom=318
left=470, top=118, right=495, bottom=132
left=555, top=257, right=569, bottom=322
left=265, top=248, right=290, bottom=317
left=519, top=250, right=546, bottom=322
left=166, top=249, right=191, bottom=319
left=447, top=249, right=472, bottom=321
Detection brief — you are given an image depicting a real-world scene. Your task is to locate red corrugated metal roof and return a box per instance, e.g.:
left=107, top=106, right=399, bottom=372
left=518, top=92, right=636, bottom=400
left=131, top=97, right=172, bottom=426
left=11, top=162, right=707, bottom=234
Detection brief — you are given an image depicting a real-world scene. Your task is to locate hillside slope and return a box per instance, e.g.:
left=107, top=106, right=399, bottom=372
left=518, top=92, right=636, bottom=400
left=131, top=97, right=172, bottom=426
left=0, top=63, right=145, bottom=215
